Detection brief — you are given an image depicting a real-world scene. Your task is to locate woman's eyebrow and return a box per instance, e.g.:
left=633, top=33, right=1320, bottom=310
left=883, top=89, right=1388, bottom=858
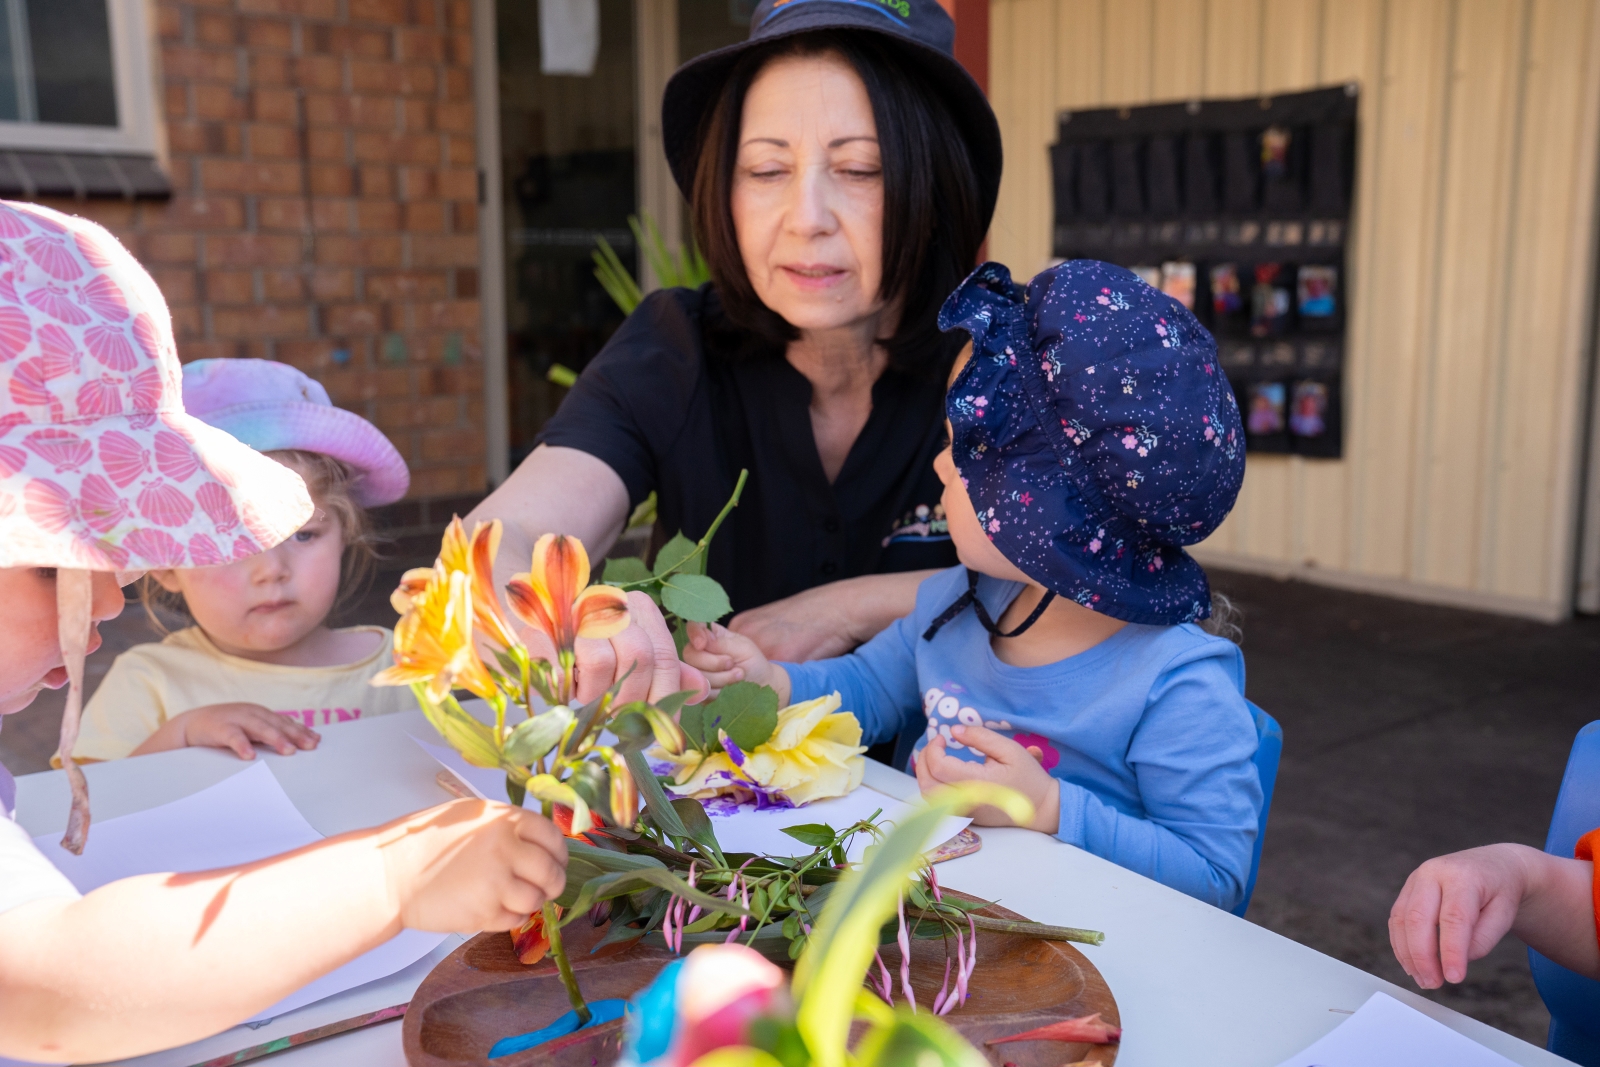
left=740, top=137, right=790, bottom=148
left=829, top=136, right=879, bottom=147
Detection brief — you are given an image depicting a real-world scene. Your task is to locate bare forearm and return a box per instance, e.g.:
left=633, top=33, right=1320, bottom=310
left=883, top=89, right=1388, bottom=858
left=836, top=570, right=935, bottom=644
left=0, top=827, right=398, bottom=1062
left=1513, top=851, right=1599, bottom=978
left=464, top=445, right=630, bottom=593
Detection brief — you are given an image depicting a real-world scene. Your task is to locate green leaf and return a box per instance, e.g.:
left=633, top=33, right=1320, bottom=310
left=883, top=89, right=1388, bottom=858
left=780, top=823, right=839, bottom=849
left=791, top=783, right=1033, bottom=1067
left=566, top=838, right=666, bottom=874
left=561, top=867, right=750, bottom=924
left=661, top=573, right=731, bottom=622
left=700, top=681, right=779, bottom=751
left=669, top=797, right=725, bottom=863
left=503, top=707, right=573, bottom=767
left=414, top=684, right=502, bottom=769
left=566, top=760, right=610, bottom=821
left=601, top=556, right=653, bottom=586
left=853, top=1009, right=987, bottom=1067
left=652, top=532, right=700, bottom=577
left=625, top=748, right=693, bottom=847
left=655, top=690, right=692, bottom=717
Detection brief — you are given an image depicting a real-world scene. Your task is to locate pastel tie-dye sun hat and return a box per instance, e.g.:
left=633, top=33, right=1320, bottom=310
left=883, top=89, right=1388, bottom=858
left=0, top=199, right=312, bottom=853
left=0, top=200, right=314, bottom=570
left=182, top=357, right=409, bottom=507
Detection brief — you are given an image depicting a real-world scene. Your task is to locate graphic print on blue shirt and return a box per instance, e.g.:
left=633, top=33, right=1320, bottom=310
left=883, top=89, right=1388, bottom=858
left=780, top=565, right=1264, bottom=910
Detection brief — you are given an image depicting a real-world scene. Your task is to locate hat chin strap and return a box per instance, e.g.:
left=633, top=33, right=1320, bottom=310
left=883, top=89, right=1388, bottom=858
left=54, top=568, right=92, bottom=855
left=921, top=568, right=1056, bottom=642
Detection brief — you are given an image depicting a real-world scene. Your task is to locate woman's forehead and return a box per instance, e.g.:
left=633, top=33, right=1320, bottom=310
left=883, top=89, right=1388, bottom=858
left=740, top=51, right=876, bottom=146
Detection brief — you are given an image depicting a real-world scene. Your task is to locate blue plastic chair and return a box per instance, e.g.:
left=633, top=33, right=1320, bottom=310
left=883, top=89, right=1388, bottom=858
left=1529, top=720, right=1600, bottom=1064
left=1233, top=700, right=1282, bottom=917
left=890, top=698, right=1281, bottom=918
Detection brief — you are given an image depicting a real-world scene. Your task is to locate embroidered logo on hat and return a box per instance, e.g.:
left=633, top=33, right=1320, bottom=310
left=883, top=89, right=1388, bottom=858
left=766, top=0, right=911, bottom=26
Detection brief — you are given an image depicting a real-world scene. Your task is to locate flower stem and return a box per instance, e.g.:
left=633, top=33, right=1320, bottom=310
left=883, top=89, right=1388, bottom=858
left=544, top=900, right=590, bottom=1025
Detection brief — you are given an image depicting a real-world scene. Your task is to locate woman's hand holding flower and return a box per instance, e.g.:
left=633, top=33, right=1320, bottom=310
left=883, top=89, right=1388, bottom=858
left=915, top=724, right=1059, bottom=834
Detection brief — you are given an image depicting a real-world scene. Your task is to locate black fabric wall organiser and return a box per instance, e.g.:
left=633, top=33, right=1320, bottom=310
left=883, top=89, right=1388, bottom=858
left=1050, top=84, right=1358, bottom=459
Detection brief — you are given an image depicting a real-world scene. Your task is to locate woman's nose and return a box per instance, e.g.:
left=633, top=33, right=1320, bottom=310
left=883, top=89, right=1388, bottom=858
left=785, top=161, right=838, bottom=237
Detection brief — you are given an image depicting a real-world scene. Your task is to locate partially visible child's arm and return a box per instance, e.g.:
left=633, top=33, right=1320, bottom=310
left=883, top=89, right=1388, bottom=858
left=133, top=703, right=320, bottom=760
left=1390, top=843, right=1599, bottom=987
left=916, top=725, right=1060, bottom=833
left=684, top=623, right=792, bottom=702
left=0, top=799, right=567, bottom=1064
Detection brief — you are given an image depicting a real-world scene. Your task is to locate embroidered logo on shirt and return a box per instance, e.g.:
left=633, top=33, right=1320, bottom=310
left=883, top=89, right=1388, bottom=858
left=921, top=685, right=1012, bottom=751
left=884, top=503, right=950, bottom=547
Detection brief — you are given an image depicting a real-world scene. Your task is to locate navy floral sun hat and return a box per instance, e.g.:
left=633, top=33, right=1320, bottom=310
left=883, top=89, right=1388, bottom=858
left=937, top=260, right=1245, bottom=626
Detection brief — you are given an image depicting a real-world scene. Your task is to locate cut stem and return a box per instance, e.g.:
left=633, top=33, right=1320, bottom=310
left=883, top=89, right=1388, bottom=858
left=544, top=900, right=590, bottom=1025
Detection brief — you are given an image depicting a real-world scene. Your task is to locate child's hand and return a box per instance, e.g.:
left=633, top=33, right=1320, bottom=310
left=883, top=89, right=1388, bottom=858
left=133, top=703, right=321, bottom=760
left=379, top=799, right=568, bottom=934
left=684, top=622, right=791, bottom=703
left=914, top=724, right=1060, bottom=834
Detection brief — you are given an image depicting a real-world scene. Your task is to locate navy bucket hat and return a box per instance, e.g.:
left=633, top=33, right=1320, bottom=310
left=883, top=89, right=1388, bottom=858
left=937, top=260, right=1246, bottom=626
left=661, top=0, right=1003, bottom=229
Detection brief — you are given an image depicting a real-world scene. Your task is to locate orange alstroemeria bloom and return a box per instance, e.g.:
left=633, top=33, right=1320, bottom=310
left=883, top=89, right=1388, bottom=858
left=506, top=534, right=630, bottom=653
left=443, top=516, right=523, bottom=654
left=373, top=566, right=498, bottom=701
left=510, top=904, right=562, bottom=965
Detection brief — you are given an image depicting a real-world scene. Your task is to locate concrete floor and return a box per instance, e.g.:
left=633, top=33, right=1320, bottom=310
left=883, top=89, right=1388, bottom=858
left=3, top=568, right=1596, bottom=1048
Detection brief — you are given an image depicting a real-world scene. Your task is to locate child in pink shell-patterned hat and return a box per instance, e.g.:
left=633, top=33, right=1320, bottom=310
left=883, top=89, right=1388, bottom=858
left=0, top=200, right=570, bottom=1065
left=72, top=356, right=418, bottom=765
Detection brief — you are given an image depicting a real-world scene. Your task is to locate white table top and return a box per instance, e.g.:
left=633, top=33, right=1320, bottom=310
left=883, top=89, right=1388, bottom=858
left=13, top=710, right=1566, bottom=1067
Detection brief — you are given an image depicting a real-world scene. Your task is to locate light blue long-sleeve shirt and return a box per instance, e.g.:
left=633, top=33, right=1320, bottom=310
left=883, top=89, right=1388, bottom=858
left=781, top=566, right=1263, bottom=910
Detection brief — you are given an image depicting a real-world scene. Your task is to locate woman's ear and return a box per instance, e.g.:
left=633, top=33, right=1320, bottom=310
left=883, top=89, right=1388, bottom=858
left=150, top=569, right=183, bottom=593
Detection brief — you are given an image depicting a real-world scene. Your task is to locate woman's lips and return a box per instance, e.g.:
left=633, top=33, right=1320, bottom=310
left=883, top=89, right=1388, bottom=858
left=778, top=265, right=848, bottom=292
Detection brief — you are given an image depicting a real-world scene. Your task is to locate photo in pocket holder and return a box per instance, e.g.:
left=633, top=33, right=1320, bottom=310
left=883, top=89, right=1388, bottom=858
left=1241, top=379, right=1292, bottom=451
left=1251, top=263, right=1293, bottom=337
left=1210, top=263, right=1244, bottom=324
left=1298, top=338, right=1340, bottom=373
left=1297, top=265, right=1339, bottom=326
left=1289, top=380, right=1329, bottom=438
left=1160, top=261, right=1196, bottom=309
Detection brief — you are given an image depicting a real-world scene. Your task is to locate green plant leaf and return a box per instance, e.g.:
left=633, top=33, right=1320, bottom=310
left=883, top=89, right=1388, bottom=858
left=700, top=681, right=779, bottom=751
left=503, top=707, right=573, bottom=766
left=652, top=532, right=700, bottom=577
left=661, top=573, right=732, bottom=623
left=791, top=783, right=1033, bottom=1067
left=780, top=823, right=838, bottom=848
left=678, top=701, right=708, bottom=752
left=853, top=1007, right=987, bottom=1067
left=601, top=556, right=653, bottom=586
left=560, top=866, right=749, bottom=924
left=625, top=747, right=693, bottom=848
left=414, top=684, right=502, bottom=769
left=567, top=838, right=666, bottom=873
left=566, top=760, right=610, bottom=822
left=669, top=797, right=725, bottom=863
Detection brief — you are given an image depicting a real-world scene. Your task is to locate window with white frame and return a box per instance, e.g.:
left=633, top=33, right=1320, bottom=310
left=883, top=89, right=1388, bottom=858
left=0, top=0, right=159, bottom=155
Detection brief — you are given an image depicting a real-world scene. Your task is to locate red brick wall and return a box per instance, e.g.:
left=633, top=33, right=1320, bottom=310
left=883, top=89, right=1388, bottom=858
left=36, top=0, right=487, bottom=506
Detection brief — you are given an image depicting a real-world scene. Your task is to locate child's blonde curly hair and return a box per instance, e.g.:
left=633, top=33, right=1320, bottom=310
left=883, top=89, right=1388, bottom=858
left=139, top=449, right=380, bottom=632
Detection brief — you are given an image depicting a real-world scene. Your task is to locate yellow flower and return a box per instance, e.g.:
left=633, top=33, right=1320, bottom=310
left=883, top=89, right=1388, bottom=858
left=506, top=533, right=630, bottom=653
left=652, top=693, right=866, bottom=808
left=741, top=693, right=866, bottom=806
left=373, top=565, right=499, bottom=701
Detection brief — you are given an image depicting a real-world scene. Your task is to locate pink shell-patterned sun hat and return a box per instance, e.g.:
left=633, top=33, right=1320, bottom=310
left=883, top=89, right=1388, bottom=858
left=182, top=358, right=409, bottom=507
left=0, top=200, right=314, bottom=571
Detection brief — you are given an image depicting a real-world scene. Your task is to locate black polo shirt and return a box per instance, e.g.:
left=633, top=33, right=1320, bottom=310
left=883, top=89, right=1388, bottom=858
left=537, top=285, right=957, bottom=614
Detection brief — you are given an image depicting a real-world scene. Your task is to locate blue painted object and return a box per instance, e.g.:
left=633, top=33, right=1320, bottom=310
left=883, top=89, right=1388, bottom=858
left=1232, top=701, right=1282, bottom=918
left=488, top=998, right=630, bottom=1059
left=1529, top=720, right=1600, bottom=1064
left=621, top=958, right=685, bottom=1066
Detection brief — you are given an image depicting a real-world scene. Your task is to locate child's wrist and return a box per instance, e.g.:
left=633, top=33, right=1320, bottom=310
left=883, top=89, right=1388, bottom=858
left=1031, top=779, right=1061, bottom=835
left=769, top=665, right=791, bottom=705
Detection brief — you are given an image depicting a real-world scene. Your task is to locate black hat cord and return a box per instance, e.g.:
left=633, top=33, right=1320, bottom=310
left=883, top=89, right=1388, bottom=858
left=922, top=568, right=1056, bottom=642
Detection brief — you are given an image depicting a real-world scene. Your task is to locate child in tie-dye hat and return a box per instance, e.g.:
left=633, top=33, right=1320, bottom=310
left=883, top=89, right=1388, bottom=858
left=72, top=357, right=416, bottom=762
left=688, top=260, right=1263, bottom=911
left=0, top=200, right=569, bottom=1063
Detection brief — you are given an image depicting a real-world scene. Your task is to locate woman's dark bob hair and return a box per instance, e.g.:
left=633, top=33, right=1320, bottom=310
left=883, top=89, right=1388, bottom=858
left=690, top=31, right=984, bottom=378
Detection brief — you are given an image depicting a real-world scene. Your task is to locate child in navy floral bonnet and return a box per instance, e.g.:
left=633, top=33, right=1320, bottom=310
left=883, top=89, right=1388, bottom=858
left=687, top=260, right=1262, bottom=910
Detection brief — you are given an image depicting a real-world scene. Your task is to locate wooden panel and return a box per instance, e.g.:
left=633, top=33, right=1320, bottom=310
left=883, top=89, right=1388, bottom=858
left=1484, top=0, right=1600, bottom=601
left=1411, top=0, right=1523, bottom=589
left=984, top=0, right=1600, bottom=615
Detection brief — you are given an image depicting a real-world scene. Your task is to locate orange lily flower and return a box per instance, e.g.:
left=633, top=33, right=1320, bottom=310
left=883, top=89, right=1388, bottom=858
left=414, top=517, right=524, bottom=655
left=373, top=566, right=498, bottom=701
left=510, top=904, right=562, bottom=965
left=506, top=534, right=630, bottom=654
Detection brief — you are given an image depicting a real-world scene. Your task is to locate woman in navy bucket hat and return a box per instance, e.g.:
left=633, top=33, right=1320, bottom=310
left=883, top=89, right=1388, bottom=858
left=686, top=261, right=1264, bottom=911
left=467, top=0, right=1000, bottom=697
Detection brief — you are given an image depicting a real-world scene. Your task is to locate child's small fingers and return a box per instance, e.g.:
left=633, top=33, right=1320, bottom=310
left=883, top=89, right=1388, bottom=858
left=950, top=723, right=1024, bottom=760
left=686, top=622, right=710, bottom=651
left=699, top=667, right=744, bottom=690
left=223, top=727, right=256, bottom=761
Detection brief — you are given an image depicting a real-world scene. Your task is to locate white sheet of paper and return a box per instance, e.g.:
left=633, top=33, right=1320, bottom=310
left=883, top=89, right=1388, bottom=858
left=1273, top=992, right=1518, bottom=1067
left=31, top=762, right=447, bottom=1024
left=411, top=735, right=969, bottom=859
left=704, top=788, right=971, bottom=861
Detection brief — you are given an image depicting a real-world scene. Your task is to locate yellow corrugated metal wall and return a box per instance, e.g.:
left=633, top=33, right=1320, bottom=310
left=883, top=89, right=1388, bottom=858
left=987, top=0, right=1600, bottom=620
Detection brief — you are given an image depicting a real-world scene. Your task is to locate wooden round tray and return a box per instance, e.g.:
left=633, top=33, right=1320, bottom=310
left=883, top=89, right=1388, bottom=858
left=403, top=898, right=1119, bottom=1067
